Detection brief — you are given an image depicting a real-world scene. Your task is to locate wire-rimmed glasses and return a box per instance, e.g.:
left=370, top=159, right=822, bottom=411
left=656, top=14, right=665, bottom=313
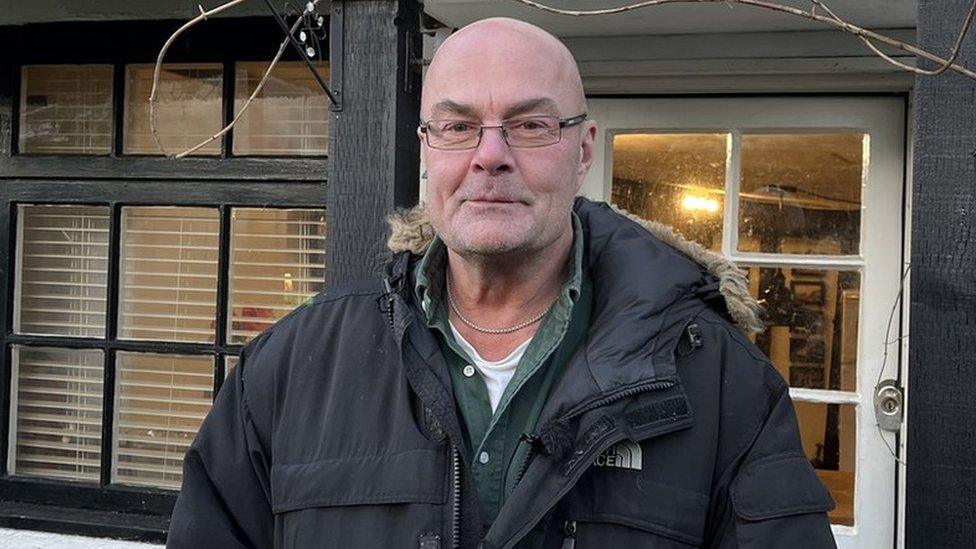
left=419, top=113, right=587, bottom=150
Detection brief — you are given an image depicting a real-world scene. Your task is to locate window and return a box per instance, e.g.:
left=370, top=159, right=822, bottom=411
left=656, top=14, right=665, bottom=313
left=233, top=61, right=330, bottom=156
left=1, top=18, right=332, bottom=540
left=123, top=64, right=224, bottom=156
left=18, top=65, right=113, bottom=155
left=15, top=61, right=329, bottom=159
left=9, top=204, right=326, bottom=491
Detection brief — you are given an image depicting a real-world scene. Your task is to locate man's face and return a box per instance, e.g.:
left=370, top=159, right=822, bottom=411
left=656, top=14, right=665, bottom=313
left=419, top=21, right=596, bottom=260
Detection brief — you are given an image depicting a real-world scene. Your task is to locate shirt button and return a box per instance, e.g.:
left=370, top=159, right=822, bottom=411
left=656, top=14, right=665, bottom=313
left=479, top=451, right=490, bottom=464
left=463, top=365, right=476, bottom=377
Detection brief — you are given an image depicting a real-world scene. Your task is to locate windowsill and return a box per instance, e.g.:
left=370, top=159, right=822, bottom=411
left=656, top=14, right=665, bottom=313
left=0, top=501, right=168, bottom=544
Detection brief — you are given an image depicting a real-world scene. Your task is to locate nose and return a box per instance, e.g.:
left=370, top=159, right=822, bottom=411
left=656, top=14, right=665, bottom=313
left=471, top=126, right=514, bottom=175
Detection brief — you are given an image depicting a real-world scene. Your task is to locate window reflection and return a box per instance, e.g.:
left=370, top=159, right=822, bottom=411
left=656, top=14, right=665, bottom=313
left=747, top=267, right=859, bottom=392
left=611, top=133, right=727, bottom=251
left=795, top=401, right=856, bottom=526
left=19, top=65, right=113, bottom=155
left=123, top=63, right=223, bottom=156
left=738, top=133, right=865, bottom=255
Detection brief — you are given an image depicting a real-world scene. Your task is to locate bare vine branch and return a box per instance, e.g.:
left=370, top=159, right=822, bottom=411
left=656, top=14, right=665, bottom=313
left=511, top=0, right=976, bottom=81
left=149, top=0, right=322, bottom=158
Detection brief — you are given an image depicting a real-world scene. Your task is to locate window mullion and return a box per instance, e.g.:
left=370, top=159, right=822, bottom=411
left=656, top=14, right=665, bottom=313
left=214, top=205, right=232, bottom=396
left=112, top=64, right=125, bottom=157
left=222, top=61, right=234, bottom=158
left=722, top=129, right=741, bottom=256
left=100, top=203, right=122, bottom=486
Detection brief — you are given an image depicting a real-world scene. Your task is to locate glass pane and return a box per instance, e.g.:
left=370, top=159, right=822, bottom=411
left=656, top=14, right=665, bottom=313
left=16, top=204, right=109, bottom=338
left=228, top=208, right=326, bottom=343
left=123, top=63, right=223, bottom=156
left=794, top=401, right=856, bottom=526
left=113, top=352, right=214, bottom=489
left=233, top=61, right=329, bottom=156
left=11, top=346, right=103, bottom=482
left=225, top=356, right=239, bottom=380
left=746, top=267, right=859, bottom=392
left=119, top=207, right=219, bottom=342
left=611, top=133, right=727, bottom=251
left=738, top=133, right=865, bottom=255
left=19, top=65, right=113, bottom=155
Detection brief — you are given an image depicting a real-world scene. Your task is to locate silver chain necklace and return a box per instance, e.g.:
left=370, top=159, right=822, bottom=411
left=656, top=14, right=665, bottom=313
left=445, top=273, right=556, bottom=335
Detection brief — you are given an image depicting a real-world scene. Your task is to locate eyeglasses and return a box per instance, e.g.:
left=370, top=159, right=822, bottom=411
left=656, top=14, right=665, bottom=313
left=418, top=113, right=587, bottom=150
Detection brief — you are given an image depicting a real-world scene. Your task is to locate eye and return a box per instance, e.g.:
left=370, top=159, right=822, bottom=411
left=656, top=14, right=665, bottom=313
left=439, top=121, right=476, bottom=133
left=510, top=118, right=555, bottom=132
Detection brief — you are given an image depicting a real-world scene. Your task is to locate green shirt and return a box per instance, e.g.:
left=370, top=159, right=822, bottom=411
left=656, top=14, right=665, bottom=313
left=414, top=214, right=592, bottom=527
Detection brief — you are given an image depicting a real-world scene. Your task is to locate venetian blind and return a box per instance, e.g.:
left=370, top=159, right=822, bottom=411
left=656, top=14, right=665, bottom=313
left=228, top=208, right=326, bottom=343
left=119, top=207, right=219, bottom=342
left=113, top=352, right=213, bottom=489
left=19, top=64, right=113, bottom=155
left=16, top=204, right=109, bottom=338
left=11, top=346, right=104, bottom=482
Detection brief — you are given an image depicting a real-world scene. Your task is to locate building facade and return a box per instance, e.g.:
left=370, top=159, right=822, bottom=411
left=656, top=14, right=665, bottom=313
left=0, top=0, right=972, bottom=547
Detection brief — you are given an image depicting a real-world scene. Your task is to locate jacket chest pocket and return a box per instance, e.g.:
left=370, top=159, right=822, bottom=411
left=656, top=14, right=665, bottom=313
left=558, top=470, right=709, bottom=548
left=271, top=447, right=448, bottom=548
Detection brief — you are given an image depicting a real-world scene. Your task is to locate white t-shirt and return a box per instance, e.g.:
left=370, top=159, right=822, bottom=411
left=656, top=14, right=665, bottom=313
left=449, top=321, right=532, bottom=413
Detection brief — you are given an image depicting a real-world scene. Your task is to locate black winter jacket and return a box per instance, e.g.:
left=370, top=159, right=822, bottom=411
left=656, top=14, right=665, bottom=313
left=168, top=199, right=836, bottom=548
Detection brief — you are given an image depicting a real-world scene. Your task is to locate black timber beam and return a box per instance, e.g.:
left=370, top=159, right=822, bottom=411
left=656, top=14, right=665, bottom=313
left=907, top=1, right=976, bottom=546
left=325, top=0, right=422, bottom=287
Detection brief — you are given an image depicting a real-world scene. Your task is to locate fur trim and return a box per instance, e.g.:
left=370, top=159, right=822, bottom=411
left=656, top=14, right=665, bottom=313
left=386, top=203, right=764, bottom=335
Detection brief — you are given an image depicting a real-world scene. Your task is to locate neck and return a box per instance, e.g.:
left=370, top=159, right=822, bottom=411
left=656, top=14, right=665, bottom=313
left=445, top=224, right=573, bottom=330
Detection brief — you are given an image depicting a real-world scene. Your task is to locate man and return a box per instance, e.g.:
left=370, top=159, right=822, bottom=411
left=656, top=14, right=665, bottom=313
left=169, top=17, right=836, bottom=548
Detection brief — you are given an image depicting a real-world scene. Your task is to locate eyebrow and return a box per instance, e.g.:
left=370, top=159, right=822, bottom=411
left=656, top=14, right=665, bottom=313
left=429, top=97, right=561, bottom=119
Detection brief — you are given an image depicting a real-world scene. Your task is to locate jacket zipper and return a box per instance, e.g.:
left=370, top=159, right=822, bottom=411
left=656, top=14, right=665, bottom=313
left=513, top=378, right=675, bottom=487
left=561, top=520, right=577, bottom=549
left=451, top=445, right=461, bottom=549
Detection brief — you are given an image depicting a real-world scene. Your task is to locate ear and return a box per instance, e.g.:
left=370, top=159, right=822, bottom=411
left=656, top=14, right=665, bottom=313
left=575, top=120, right=598, bottom=190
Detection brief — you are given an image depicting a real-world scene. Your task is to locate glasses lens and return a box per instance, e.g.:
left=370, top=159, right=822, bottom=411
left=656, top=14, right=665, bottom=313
left=504, top=117, right=560, bottom=147
left=426, top=120, right=480, bottom=149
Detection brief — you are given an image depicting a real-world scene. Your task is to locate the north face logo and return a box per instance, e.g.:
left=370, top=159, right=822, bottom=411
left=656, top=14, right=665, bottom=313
left=593, top=440, right=642, bottom=470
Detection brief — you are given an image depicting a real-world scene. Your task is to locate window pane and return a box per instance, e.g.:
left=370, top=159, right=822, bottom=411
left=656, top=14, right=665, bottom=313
left=233, top=61, right=329, bottom=156
left=612, top=133, right=726, bottom=251
left=19, top=65, right=113, bottom=155
left=11, top=346, right=103, bottom=482
left=113, top=352, right=213, bottom=489
left=123, top=63, right=223, bottom=156
left=738, top=133, right=865, bottom=255
left=228, top=208, right=326, bottom=343
left=16, top=204, right=109, bottom=338
left=795, top=401, right=856, bottom=526
left=119, top=207, right=219, bottom=342
left=747, top=267, right=859, bottom=392
left=224, top=356, right=238, bottom=380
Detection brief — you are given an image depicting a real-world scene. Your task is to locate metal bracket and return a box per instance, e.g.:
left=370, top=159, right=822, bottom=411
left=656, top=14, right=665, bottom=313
left=261, top=0, right=341, bottom=111
left=329, top=0, right=344, bottom=112
left=874, top=379, right=904, bottom=432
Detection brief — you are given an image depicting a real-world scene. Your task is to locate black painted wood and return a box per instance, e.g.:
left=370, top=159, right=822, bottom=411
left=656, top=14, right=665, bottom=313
left=325, top=0, right=421, bottom=287
left=907, top=2, right=976, bottom=546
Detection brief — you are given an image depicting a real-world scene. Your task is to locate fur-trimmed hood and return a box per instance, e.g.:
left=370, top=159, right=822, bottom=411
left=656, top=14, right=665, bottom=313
left=386, top=198, right=763, bottom=335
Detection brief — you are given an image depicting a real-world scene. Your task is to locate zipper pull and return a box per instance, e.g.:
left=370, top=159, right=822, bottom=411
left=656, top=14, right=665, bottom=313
left=686, top=323, right=703, bottom=349
left=561, top=520, right=577, bottom=549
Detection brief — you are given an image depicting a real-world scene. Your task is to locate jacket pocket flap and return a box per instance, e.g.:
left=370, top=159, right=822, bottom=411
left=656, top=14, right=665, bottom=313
left=730, top=453, right=835, bottom=521
left=566, top=474, right=709, bottom=545
left=271, top=447, right=446, bottom=513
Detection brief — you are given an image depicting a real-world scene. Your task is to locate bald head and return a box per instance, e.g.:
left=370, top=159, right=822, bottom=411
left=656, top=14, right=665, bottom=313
left=421, top=17, right=587, bottom=118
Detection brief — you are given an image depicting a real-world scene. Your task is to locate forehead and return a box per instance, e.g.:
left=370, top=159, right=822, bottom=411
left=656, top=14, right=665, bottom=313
left=421, top=32, right=579, bottom=118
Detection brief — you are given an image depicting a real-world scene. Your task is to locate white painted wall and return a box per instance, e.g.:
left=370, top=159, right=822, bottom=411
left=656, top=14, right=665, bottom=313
left=0, top=528, right=161, bottom=549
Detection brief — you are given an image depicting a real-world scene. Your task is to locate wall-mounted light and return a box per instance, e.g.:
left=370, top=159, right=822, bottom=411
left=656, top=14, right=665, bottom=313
left=681, top=194, right=720, bottom=213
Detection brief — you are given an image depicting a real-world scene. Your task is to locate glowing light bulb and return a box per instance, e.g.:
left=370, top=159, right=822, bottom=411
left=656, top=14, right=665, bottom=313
left=681, top=194, right=720, bottom=213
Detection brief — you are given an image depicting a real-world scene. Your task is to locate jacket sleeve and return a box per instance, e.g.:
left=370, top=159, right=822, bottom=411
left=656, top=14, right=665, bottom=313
left=167, top=344, right=274, bottom=548
left=712, top=381, right=837, bottom=548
